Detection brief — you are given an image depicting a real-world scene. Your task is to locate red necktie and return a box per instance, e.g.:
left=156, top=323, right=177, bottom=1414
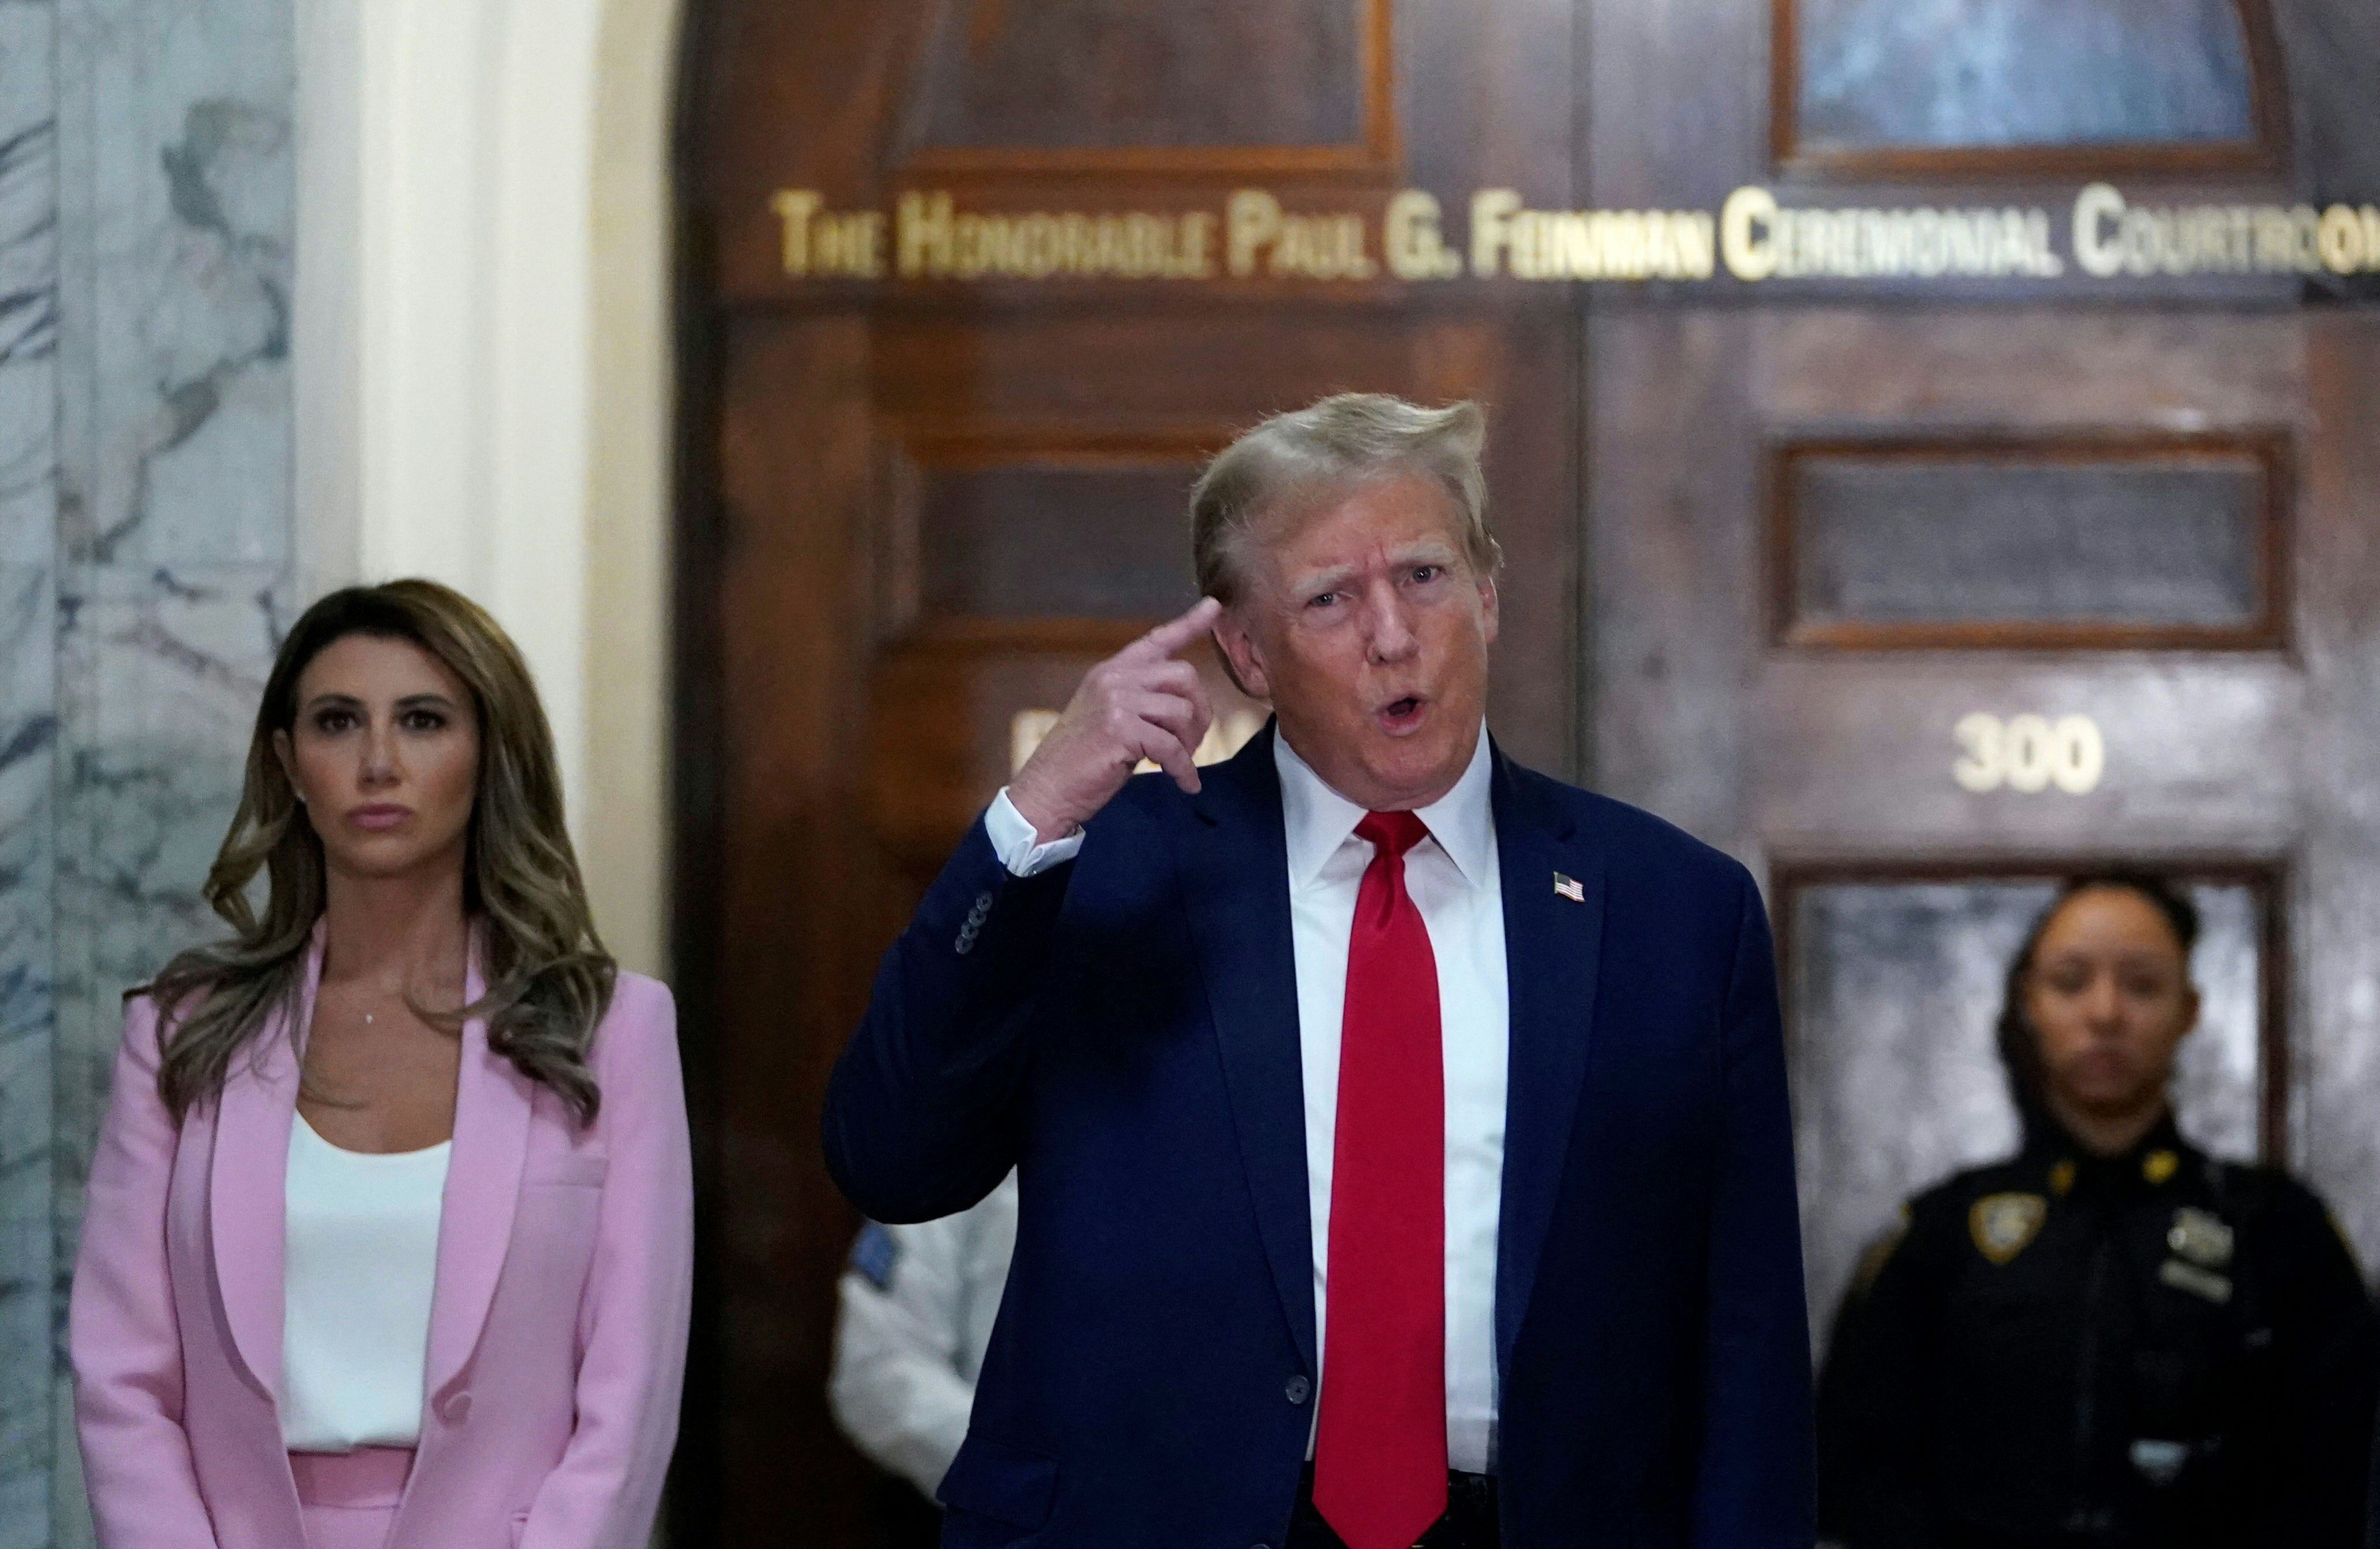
left=1313, top=811, right=1447, bottom=1549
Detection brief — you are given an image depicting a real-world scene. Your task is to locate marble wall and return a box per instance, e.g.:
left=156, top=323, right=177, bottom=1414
left=0, top=0, right=294, bottom=1541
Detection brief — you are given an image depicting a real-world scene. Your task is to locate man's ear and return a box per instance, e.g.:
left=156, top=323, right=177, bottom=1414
left=1478, top=571, right=1500, bottom=646
left=1211, top=606, right=1273, bottom=703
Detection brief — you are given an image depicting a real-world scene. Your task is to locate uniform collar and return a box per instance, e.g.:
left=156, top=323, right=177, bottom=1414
left=2030, top=1107, right=2191, bottom=1195
left=1274, top=722, right=1494, bottom=893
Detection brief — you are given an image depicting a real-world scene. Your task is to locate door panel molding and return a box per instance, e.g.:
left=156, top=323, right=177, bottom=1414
left=1769, top=0, right=2290, bottom=179
left=1765, top=429, right=2293, bottom=652
left=897, top=0, right=1398, bottom=182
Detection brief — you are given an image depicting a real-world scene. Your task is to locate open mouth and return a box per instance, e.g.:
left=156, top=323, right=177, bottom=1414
left=1376, top=695, right=1427, bottom=733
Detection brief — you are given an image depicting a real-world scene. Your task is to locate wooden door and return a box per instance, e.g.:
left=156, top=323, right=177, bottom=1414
left=1578, top=0, right=2380, bottom=1348
left=678, top=5, right=1580, bottom=1541
left=677, top=2, right=2380, bottom=1542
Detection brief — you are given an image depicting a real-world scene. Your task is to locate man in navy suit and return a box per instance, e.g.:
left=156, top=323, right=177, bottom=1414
left=826, top=394, right=1814, bottom=1548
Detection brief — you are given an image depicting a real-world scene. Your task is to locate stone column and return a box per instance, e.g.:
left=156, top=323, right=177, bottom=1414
left=1, top=0, right=295, bottom=1540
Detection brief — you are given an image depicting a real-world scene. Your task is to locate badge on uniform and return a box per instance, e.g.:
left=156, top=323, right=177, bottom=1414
left=2130, top=1438, right=2189, bottom=1487
left=1969, top=1192, right=2048, bottom=1264
left=851, top=1222, right=901, bottom=1292
left=2157, top=1204, right=2236, bottom=1303
left=2167, top=1206, right=2234, bottom=1269
left=2159, top=1258, right=2233, bottom=1304
left=1553, top=872, right=1584, bottom=903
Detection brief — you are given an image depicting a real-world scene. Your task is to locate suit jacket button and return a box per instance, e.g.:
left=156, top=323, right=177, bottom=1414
left=1284, top=1375, right=1310, bottom=1405
left=440, top=1391, right=472, bottom=1424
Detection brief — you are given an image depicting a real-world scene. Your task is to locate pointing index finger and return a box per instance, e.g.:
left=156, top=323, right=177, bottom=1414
left=1130, top=596, right=1224, bottom=660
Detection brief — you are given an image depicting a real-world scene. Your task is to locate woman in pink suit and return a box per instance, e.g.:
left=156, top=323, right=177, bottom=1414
left=70, top=579, right=692, bottom=1549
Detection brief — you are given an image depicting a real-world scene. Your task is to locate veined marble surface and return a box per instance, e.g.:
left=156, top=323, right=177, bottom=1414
left=0, top=0, right=293, bottom=1541
left=0, top=0, right=60, bottom=1541
left=50, top=562, right=292, bottom=1228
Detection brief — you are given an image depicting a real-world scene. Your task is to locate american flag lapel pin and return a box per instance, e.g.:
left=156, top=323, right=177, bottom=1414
left=1553, top=871, right=1584, bottom=903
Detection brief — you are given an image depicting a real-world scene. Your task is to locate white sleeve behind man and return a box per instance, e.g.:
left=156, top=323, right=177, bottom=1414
left=827, top=1173, right=1020, bottom=1500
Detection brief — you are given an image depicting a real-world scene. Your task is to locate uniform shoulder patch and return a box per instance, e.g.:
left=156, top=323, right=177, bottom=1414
left=1969, top=1192, right=2048, bottom=1265
left=849, top=1222, right=900, bottom=1291
left=1851, top=1206, right=1913, bottom=1296
left=2328, top=1210, right=2365, bottom=1277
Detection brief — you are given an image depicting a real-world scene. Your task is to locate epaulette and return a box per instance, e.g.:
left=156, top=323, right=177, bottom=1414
left=1850, top=1204, right=1913, bottom=1297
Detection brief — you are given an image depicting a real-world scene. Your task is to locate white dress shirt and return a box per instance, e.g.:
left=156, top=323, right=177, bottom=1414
left=985, top=724, right=1508, bottom=1472
left=280, top=1111, right=449, bottom=1451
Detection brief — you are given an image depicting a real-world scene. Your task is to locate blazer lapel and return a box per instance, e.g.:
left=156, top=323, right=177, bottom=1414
left=1491, top=748, right=1603, bottom=1376
left=209, top=926, right=326, bottom=1402
left=1176, top=724, right=1318, bottom=1373
left=426, top=941, right=534, bottom=1400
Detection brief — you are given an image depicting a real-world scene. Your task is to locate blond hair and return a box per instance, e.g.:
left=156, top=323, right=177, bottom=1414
left=1189, top=393, right=1496, bottom=602
left=144, top=580, right=615, bottom=1124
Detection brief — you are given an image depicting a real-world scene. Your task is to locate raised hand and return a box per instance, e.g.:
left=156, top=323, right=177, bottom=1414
left=1007, top=598, right=1224, bottom=843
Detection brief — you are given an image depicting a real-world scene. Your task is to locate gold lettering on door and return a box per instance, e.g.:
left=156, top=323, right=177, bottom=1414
left=1953, top=712, right=2105, bottom=795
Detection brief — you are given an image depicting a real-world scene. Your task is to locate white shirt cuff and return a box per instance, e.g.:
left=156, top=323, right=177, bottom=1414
left=985, top=788, right=1085, bottom=877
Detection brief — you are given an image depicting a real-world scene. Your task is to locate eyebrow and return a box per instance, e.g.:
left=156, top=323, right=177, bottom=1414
left=2039, top=949, right=2181, bottom=969
left=300, top=691, right=460, bottom=713
left=1285, top=542, right=1461, bottom=595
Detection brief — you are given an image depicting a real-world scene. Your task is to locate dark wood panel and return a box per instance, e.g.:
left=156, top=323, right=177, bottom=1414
left=1767, top=432, right=2289, bottom=650
left=693, top=314, right=906, bottom=1546
left=1772, top=0, right=2289, bottom=178
left=1592, top=306, right=2315, bottom=862
left=915, top=461, right=1204, bottom=619
left=876, top=419, right=1237, bottom=635
left=897, top=0, right=1393, bottom=176
left=1746, top=309, right=2309, bottom=426
left=866, top=624, right=1267, bottom=866
left=1753, top=654, right=2305, bottom=855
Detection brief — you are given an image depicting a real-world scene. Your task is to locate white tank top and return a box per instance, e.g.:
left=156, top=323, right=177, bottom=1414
left=279, top=1111, right=451, bottom=1452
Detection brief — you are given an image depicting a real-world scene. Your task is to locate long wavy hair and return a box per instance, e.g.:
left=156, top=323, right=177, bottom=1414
left=144, top=580, right=615, bottom=1125
left=1993, top=870, right=2200, bottom=1127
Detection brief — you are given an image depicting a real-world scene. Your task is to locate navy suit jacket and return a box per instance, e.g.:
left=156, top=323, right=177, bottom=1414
left=825, top=727, right=1814, bottom=1548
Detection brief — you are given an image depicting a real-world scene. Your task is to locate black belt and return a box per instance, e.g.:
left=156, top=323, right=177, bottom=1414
left=1285, top=1465, right=1501, bottom=1549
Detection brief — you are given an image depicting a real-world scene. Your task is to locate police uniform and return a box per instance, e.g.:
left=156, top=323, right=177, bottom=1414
left=1817, top=1114, right=2378, bottom=1549
left=827, top=1171, right=1018, bottom=1503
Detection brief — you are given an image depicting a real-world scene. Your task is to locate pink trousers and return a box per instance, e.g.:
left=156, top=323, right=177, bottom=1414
left=290, top=1448, right=412, bottom=1549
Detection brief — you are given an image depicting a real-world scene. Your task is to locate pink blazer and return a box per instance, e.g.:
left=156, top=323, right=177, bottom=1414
left=69, top=935, right=693, bottom=1549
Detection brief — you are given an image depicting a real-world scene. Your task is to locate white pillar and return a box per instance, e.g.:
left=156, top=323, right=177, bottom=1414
left=290, top=0, right=677, bottom=974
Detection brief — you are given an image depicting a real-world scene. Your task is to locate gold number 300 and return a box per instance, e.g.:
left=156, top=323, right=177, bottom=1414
left=1953, top=712, right=2105, bottom=794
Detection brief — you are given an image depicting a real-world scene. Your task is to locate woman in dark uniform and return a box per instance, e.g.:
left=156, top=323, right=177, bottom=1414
left=1817, top=871, right=2378, bottom=1548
